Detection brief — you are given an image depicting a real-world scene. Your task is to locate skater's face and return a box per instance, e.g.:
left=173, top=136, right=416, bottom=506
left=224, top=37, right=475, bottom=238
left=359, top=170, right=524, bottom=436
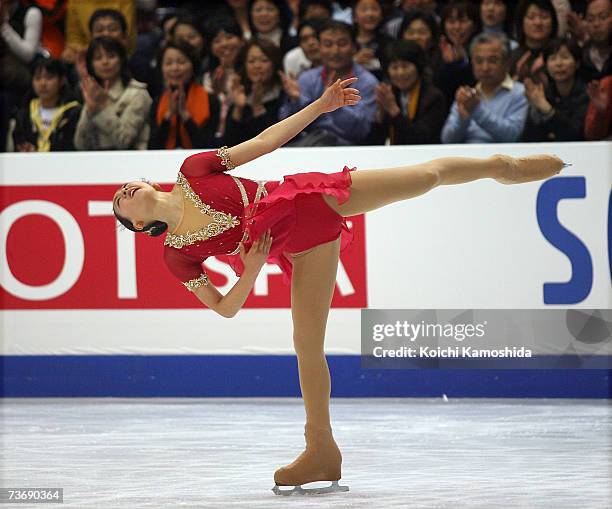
left=388, top=60, right=419, bottom=91
left=471, top=40, right=508, bottom=89
left=162, top=48, right=194, bottom=87
left=546, top=45, right=578, bottom=84
left=319, top=28, right=355, bottom=73
left=32, top=68, right=61, bottom=106
left=246, top=44, right=274, bottom=84
left=403, top=19, right=434, bottom=51
left=112, top=181, right=159, bottom=230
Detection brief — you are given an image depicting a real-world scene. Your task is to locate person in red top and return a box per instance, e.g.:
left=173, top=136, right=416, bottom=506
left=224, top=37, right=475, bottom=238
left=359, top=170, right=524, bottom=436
left=112, top=77, right=565, bottom=495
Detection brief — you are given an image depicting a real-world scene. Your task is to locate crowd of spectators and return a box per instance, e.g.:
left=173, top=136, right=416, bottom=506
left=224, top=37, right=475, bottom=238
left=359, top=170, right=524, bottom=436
left=1, top=0, right=610, bottom=153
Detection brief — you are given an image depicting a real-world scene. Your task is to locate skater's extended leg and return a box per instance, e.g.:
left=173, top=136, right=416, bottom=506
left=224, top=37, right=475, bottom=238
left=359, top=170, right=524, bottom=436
left=273, top=237, right=345, bottom=489
left=322, top=154, right=564, bottom=217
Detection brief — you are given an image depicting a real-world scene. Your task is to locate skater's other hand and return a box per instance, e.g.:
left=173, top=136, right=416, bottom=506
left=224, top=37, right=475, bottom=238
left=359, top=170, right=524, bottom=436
left=317, top=77, right=361, bottom=113
left=239, top=229, right=272, bottom=273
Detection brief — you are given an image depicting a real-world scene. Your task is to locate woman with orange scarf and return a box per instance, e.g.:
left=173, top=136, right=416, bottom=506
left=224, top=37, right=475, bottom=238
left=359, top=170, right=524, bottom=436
left=148, top=40, right=220, bottom=150
left=370, top=40, right=447, bottom=145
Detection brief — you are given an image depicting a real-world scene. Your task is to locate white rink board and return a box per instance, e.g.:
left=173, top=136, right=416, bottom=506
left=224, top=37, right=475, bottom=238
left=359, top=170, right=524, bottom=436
left=1, top=142, right=611, bottom=355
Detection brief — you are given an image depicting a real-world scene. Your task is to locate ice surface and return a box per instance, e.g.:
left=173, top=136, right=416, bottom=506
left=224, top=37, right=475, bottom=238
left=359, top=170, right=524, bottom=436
left=2, top=398, right=610, bottom=508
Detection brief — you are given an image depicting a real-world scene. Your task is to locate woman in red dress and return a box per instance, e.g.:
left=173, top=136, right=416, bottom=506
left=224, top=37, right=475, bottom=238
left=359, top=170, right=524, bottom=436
left=112, top=77, right=565, bottom=495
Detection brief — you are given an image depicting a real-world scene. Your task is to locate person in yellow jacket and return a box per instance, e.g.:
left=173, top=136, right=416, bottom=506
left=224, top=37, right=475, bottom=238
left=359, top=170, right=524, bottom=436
left=13, top=57, right=81, bottom=151
left=60, top=0, right=135, bottom=63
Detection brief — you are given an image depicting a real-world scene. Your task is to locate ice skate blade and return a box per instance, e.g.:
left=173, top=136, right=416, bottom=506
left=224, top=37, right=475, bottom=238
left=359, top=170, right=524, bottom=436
left=271, top=480, right=349, bottom=496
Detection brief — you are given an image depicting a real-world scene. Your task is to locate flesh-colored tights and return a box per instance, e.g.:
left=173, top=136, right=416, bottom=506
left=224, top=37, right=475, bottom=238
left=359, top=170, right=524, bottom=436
left=290, top=155, right=507, bottom=429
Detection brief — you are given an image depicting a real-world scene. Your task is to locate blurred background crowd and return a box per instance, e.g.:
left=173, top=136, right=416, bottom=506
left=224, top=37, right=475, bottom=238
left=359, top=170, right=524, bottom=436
left=1, top=0, right=610, bottom=152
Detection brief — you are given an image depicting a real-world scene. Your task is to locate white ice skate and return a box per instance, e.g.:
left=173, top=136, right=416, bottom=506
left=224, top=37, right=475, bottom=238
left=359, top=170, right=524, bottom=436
left=271, top=480, right=349, bottom=496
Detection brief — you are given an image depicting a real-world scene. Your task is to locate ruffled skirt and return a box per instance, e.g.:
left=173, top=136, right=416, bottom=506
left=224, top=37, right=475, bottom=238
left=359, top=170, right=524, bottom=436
left=221, top=166, right=356, bottom=285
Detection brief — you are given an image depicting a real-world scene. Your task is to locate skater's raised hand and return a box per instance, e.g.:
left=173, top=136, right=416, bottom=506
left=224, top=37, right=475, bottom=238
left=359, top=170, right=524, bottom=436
left=239, top=229, right=273, bottom=274
left=317, top=77, right=361, bottom=114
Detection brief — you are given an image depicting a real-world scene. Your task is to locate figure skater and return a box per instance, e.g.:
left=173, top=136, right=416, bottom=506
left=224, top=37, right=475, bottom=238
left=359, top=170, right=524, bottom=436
left=112, top=77, right=565, bottom=496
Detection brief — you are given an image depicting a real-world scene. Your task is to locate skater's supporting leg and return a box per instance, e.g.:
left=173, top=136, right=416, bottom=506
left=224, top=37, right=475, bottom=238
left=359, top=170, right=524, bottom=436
left=273, top=237, right=344, bottom=488
left=289, top=237, right=341, bottom=430
left=322, top=154, right=564, bottom=217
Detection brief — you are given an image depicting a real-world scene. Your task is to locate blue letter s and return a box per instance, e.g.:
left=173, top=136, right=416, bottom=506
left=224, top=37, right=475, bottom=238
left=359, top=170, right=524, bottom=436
left=536, top=177, right=593, bottom=304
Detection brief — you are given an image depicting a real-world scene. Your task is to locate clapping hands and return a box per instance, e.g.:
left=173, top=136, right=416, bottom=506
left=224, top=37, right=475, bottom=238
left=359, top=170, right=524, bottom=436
left=375, top=82, right=400, bottom=118
left=455, top=86, right=480, bottom=118
left=514, top=51, right=545, bottom=82
left=524, top=77, right=552, bottom=113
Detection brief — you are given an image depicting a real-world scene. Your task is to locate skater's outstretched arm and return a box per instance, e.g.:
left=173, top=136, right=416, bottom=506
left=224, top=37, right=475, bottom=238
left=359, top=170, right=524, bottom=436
left=191, top=231, right=273, bottom=317
left=224, top=78, right=361, bottom=168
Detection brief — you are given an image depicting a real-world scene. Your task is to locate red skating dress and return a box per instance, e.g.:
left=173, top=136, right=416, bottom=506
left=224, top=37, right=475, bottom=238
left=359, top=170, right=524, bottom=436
left=163, top=147, right=355, bottom=291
